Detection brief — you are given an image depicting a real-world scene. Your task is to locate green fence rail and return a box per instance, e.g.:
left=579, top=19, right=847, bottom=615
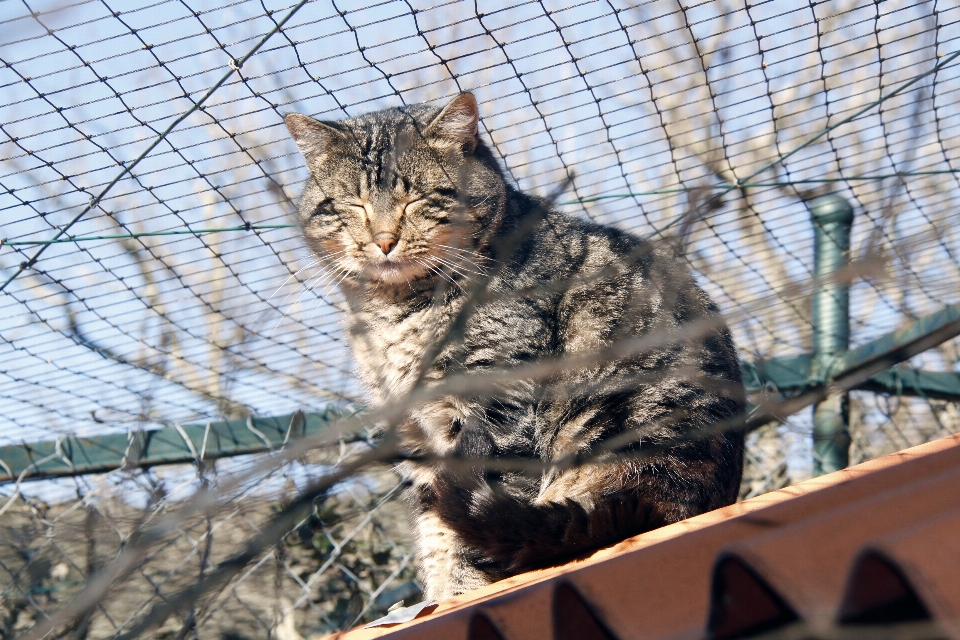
left=3, top=297, right=958, bottom=484
left=0, top=407, right=354, bottom=483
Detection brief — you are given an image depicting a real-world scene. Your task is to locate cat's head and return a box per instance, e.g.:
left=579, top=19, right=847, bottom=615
left=285, top=93, right=506, bottom=286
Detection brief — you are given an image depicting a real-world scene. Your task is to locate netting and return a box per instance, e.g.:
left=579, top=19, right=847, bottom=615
left=0, top=438, right=416, bottom=637
left=2, top=0, right=960, bottom=637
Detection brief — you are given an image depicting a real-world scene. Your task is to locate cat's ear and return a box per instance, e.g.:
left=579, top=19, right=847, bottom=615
left=284, top=113, right=342, bottom=161
left=426, top=93, right=479, bottom=152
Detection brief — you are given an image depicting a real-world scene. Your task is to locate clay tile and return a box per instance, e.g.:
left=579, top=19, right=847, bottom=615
left=706, top=555, right=799, bottom=640
left=552, top=583, right=618, bottom=640
left=713, top=464, right=960, bottom=625
left=838, top=552, right=931, bottom=625
left=838, top=506, right=960, bottom=639
left=468, top=613, right=507, bottom=640
left=477, top=577, right=553, bottom=640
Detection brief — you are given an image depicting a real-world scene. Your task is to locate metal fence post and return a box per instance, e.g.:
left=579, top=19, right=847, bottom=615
left=810, top=194, right=854, bottom=476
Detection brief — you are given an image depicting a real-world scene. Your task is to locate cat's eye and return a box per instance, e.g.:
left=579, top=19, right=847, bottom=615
left=339, top=202, right=367, bottom=217
left=309, top=199, right=335, bottom=219
left=403, top=199, right=425, bottom=214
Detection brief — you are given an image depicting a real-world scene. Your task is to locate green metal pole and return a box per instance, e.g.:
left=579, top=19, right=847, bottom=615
left=810, top=194, right=855, bottom=476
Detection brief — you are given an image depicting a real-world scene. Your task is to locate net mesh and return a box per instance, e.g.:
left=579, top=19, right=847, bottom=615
left=2, top=0, right=959, bottom=636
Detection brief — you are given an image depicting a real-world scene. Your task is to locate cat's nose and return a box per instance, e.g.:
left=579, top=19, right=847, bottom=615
left=374, top=232, right=398, bottom=255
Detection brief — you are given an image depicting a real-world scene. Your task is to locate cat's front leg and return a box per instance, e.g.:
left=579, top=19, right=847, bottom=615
left=413, top=508, right=490, bottom=601
left=399, top=400, right=494, bottom=599
left=401, top=462, right=490, bottom=601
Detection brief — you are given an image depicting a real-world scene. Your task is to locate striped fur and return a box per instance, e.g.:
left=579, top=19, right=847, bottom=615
left=286, top=94, right=745, bottom=601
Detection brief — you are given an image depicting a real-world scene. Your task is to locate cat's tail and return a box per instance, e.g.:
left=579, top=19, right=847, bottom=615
left=432, top=470, right=680, bottom=579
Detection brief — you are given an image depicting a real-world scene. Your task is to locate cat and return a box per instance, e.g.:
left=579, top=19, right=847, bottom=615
left=284, top=93, right=746, bottom=601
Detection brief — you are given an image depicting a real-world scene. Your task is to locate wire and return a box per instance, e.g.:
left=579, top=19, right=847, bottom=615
left=0, top=0, right=313, bottom=293
left=5, top=169, right=960, bottom=247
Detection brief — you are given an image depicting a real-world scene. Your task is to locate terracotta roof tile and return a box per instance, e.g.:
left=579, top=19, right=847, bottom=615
left=709, top=465, right=960, bottom=633
left=337, top=432, right=960, bottom=640
left=837, top=551, right=932, bottom=625
left=839, top=505, right=960, bottom=636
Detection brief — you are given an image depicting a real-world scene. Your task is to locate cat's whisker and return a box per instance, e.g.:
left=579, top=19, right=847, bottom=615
left=309, top=250, right=352, bottom=270
left=417, top=258, right=463, bottom=290
left=266, top=258, right=321, bottom=302
left=430, top=243, right=481, bottom=260
left=273, top=293, right=305, bottom=330
left=298, top=252, right=350, bottom=284
left=275, top=261, right=349, bottom=329
left=334, top=269, right=350, bottom=287
left=305, top=260, right=351, bottom=297
left=426, top=257, right=474, bottom=284
left=273, top=257, right=322, bottom=284
left=271, top=251, right=351, bottom=307
left=301, top=250, right=351, bottom=277
left=430, top=253, right=484, bottom=279
left=301, top=248, right=350, bottom=271
left=434, top=244, right=490, bottom=274
left=302, top=272, right=339, bottom=299
left=469, top=195, right=493, bottom=208
left=433, top=247, right=486, bottom=267
left=317, top=265, right=355, bottom=305
left=299, top=266, right=340, bottom=297
left=434, top=242, right=487, bottom=261
left=314, top=282, right=347, bottom=311
left=275, top=276, right=325, bottom=329
left=313, top=265, right=352, bottom=309
left=417, top=253, right=461, bottom=276
left=438, top=253, right=486, bottom=276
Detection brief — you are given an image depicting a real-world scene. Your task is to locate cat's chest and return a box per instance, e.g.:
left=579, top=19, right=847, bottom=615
left=348, top=301, right=449, bottom=400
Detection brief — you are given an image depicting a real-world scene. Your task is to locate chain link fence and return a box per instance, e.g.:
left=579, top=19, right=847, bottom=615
left=1, top=434, right=418, bottom=639
left=3, top=0, right=960, bottom=637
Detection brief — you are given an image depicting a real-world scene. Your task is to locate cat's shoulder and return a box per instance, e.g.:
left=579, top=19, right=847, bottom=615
left=543, top=205, right=680, bottom=268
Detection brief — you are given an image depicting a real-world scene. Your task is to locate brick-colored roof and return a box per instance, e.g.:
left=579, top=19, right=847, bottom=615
left=338, top=433, right=960, bottom=640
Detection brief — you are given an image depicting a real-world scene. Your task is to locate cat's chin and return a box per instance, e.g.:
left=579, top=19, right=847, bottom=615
left=364, top=259, right=426, bottom=284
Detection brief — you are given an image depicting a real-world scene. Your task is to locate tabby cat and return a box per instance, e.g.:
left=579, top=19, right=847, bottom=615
left=285, top=93, right=745, bottom=601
